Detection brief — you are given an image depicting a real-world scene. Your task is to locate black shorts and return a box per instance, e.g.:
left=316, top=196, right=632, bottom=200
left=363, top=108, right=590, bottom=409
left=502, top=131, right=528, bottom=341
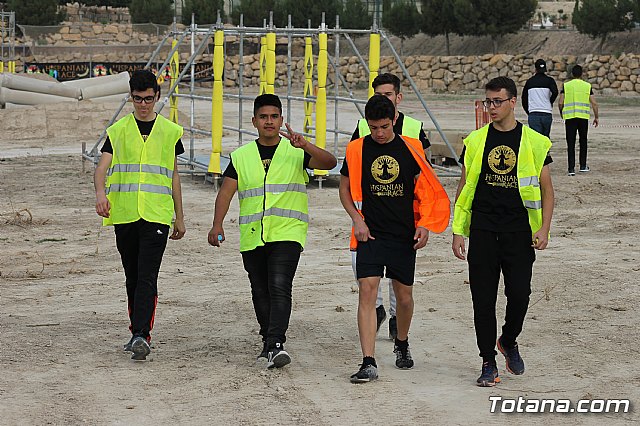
left=355, top=238, right=416, bottom=286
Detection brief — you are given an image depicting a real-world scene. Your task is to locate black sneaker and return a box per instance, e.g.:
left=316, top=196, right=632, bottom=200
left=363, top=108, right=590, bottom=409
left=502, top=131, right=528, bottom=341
left=130, top=336, right=151, bottom=361
left=376, top=305, right=387, bottom=332
left=477, top=361, right=500, bottom=387
left=257, top=342, right=268, bottom=362
left=394, top=343, right=414, bottom=369
left=579, top=166, right=590, bottom=173
left=388, top=316, right=397, bottom=341
left=497, top=336, right=525, bottom=375
left=267, top=343, right=291, bottom=369
left=123, top=336, right=134, bottom=352
left=350, top=364, right=378, bottom=383
left=568, top=170, right=575, bottom=176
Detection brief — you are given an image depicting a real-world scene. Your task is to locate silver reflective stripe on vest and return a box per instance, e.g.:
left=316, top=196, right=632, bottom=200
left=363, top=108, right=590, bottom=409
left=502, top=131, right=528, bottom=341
left=524, top=200, right=542, bottom=209
left=564, top=102, right=590, bottom=108
left=239, top=207, right=309, bottom=225
left=238, top=183, right=307, bottom=200
left=265, top=183, right=307, bottom=194
left=105, top=183, right=138, bottom=194
left=519, top=176, right=540, bottom=187
left=238, top=187, right=265, bottom=200
left=108, top=163, right=173, bottom=178
left=106, top=183, right=172, bottom=195
left=354, top=201, right=362, bottom=209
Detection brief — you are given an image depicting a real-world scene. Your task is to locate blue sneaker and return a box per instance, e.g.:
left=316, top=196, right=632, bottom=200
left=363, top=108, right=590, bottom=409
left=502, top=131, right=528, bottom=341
left=497, top=336, right=525, bottom=375
left=477, top=361, right=500, bottom=387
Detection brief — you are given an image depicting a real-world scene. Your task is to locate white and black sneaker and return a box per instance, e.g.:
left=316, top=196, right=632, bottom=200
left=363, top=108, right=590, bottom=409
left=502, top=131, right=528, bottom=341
left=350, top=364, right=378, bottom=383
left=579, top=166, right=590, bottom=173
left=267, top=343, right=291, bottom=369
left=130, top=336, right=151, bottom=361
left=257, top=342, right=268, bottom=362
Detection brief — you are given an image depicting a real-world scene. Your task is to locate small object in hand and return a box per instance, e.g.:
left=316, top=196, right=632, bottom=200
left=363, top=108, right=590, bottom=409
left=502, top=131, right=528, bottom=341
left=218, top=234, right=223, bottom=242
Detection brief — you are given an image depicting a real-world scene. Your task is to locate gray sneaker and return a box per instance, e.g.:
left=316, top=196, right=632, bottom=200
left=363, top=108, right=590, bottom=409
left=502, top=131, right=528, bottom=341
left=350, top=364, right=378, bottom=383
left=123, top=336, right=134, bottom=352
left=394, top=344, right=414, bottom=369
left=130, top=336, right=151, bottom=361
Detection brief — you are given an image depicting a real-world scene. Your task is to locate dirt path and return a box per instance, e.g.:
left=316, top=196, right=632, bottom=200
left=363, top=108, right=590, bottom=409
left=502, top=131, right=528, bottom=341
left=1, top=96, right=638, bottom=425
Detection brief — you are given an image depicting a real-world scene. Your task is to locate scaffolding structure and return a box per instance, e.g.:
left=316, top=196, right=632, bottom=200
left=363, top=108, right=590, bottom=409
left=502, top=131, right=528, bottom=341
left=83, top=12, right=461, bottom=182
left=1, top=11, right=16, bottom=73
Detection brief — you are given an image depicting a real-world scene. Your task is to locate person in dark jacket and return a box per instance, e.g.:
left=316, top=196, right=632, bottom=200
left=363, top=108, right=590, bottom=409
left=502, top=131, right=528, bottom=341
left=522, top=59, right=558, bottom=137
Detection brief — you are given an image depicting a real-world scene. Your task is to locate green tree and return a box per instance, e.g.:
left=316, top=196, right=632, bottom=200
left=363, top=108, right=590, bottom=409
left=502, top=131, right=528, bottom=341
left=340, top=0, right=372, bottom=30
left=470, top=0, right=537, bottom=53
left=230, top=0, right=285, bottom=27
left=129, top=0, right=174, bottom=24
left=382, top=0, right=421, bottom=55
left=421, top=0, right=477, bottom=55
left=9, top=0, right=65, bottom=25
left=182, top=0, right=225, bottom=25
left=280, top=0, right=342, bottom=28
left=573, top=0, right=636, bottom=53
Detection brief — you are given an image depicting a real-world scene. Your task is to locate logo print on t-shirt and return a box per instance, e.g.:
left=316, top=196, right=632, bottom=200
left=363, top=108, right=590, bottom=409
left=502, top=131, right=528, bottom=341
left=488, top=145, right=516, bottom=175
left=142, top=134, right=149, bottom=142
left=371, top=155, right=400, bottom=184
left=262, top=158, right=271, bottom=170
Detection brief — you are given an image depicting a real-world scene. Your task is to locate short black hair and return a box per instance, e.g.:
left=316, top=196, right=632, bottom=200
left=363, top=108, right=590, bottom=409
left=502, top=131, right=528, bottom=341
left=365, top=94, right=395, bottom=122
left=485, top=76, right=517, bottom=99
left=372, top=73, right=401, bottom=94
left=571, top=64, right=583, bottom=78
left=253, top=93, right=282, bottom=116
left=130, top=69, right=160, bottom=95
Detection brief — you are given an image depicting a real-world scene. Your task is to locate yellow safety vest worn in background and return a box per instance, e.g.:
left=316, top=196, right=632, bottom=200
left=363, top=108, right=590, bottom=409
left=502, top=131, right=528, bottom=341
left=357, top=114, right=422, bottom=139
left=104, top=113, right=183, bottom=226
left=562, top=79, right=591, bottom=120
left=231, top=138, right=309, bottom=252
left=452, top=124, right=551, bottom=237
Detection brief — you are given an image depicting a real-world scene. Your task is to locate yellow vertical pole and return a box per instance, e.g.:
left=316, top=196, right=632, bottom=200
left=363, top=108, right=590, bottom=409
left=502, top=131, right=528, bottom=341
left=303, top=37, right=314, bottom=142
left=209, top=30, right=224, bottom=174
left=0, top=62, right=4, bottom=73
left=169, top=39, right=180, bottom=124
left=314, top=32, right=328, bottom=177
left=9, top=61, right=13, bottom=73
left=265, top=32, right=276, bottom=94
left=259, top=36, right=267, bottom=95
left=368, top=32, right=380, bottom=98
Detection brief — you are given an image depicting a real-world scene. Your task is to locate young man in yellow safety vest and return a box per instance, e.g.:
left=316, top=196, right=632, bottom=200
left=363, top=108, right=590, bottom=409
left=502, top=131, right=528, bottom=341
left=452, top=76, right=555, bottom=387
left=558, top=64, right=599, bottom=176
left=94, top=69, right=186, bottom=361
left=208, top=94, right=336, bottom=369
left=350, top=73, right=432, bottom=342
left=341, top=95, right=450, bottom=383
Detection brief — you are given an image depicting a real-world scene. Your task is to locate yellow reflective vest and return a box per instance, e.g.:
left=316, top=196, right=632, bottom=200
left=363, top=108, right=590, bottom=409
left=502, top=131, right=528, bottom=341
left=562, top=79, right=591, bottom=120
left=357, top=114, right=422, bottom=139
left=104, top=113, right=183, bottom=226
left=231, top=138, right=309, bottom=252
left=452, top=124, right=551, bottom=237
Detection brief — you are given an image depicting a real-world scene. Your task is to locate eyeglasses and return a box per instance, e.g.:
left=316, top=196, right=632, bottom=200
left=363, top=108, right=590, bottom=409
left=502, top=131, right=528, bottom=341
left=132, top=95, right=156, bottom=104
left=482, top=98, right=512, bottom=108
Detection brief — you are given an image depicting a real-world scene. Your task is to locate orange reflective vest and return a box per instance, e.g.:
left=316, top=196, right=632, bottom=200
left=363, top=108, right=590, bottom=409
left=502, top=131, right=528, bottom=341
left=345, top=135, right=450, bottom=250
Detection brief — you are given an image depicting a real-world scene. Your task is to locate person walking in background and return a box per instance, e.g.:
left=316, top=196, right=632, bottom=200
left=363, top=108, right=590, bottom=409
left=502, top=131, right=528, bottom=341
left=452, top=77, right=554, bottom=387
left=208, top=94, right=336, bottom=369
left=340, top=95, right=449, bottom=383
left=558, top=64, right=599, bottom=176
left=350, top=73, right=432, bottom=341
left=94, top=69, right=186, bottom=361
left=522, top=59, right=558, bottom=137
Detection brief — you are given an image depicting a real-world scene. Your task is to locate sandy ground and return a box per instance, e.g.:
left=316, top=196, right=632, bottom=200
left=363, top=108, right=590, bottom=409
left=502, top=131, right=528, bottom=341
left=0, top=93, right=639, bottom=425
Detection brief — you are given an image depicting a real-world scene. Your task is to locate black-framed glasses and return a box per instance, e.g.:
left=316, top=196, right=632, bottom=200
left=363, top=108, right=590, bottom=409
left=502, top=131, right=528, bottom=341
left=482, top=98, right=512, bottom=108
left=132, top=95, right=156, bottom=104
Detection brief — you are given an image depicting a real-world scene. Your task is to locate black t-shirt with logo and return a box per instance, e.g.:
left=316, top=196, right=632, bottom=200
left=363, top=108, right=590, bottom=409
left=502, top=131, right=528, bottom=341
left=100, top=116, right=185, bottom=156
left=223, top=140, right=312, bottom=180
left=459, top=122, right=552, bottom=232
left=340, top=134, right=421, bottom=242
